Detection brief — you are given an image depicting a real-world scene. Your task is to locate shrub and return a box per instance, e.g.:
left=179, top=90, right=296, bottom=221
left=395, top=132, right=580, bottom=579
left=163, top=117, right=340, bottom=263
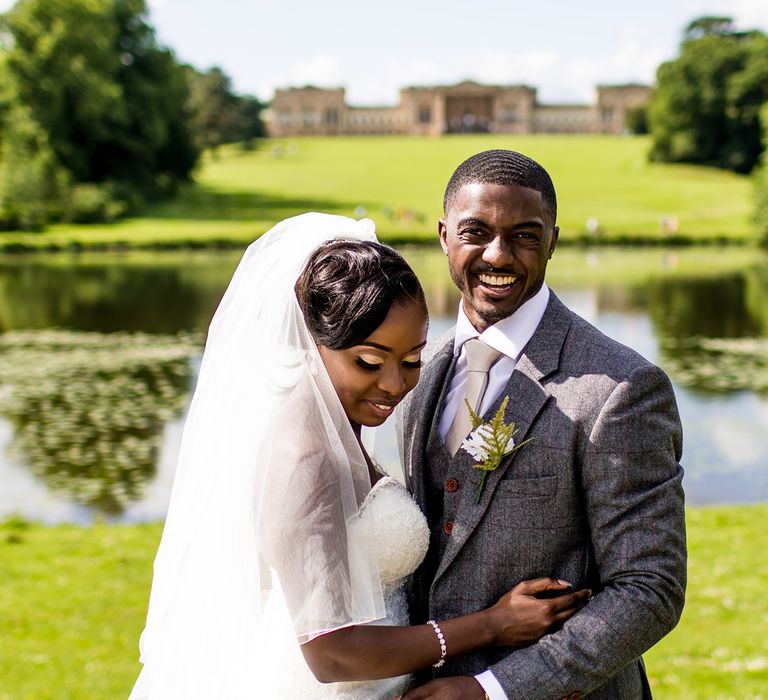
left=64, top=184, right=127, bottom=224
left=0, top=105, right=69, bottom=230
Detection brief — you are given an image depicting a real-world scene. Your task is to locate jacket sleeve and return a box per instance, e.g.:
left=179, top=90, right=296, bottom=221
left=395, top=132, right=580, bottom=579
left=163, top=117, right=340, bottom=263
left=490, top=363, right=687, bottom=699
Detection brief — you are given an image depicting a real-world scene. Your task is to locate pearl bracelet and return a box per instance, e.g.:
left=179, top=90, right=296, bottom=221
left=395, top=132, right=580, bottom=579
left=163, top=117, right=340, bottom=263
left=426, top=619, right=446, bottom=668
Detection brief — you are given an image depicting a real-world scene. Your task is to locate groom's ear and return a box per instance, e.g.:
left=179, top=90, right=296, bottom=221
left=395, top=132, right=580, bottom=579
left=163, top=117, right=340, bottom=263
left=549, top=225, right=559, bottom=259
left=438, top=218, right=449, bottom=255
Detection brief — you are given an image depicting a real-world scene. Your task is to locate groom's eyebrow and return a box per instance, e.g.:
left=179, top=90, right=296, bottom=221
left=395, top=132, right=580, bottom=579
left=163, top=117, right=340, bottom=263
left=457, top=217, right=488, bottom=227
left=360, top=341, right=428, bottom=352
left=458, top=215, right=545, bottom=231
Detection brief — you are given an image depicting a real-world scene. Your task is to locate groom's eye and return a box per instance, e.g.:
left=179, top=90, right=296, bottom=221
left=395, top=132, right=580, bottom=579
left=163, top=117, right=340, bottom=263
left=461, top=226, right=486, bottom=239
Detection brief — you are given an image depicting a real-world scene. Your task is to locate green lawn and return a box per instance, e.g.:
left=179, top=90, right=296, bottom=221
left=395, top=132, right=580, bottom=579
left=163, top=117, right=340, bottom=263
left=1, top=504, right=766, bottom=699
left=0, top=135, right=757, bottom=251
left=0, top=520, right=160, bottom=700
left=644, top=506, right=768, bottom=698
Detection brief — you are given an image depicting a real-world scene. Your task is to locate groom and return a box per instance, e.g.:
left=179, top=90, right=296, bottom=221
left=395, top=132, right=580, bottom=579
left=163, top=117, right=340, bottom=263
left=398, top=150, right=686, bottom=699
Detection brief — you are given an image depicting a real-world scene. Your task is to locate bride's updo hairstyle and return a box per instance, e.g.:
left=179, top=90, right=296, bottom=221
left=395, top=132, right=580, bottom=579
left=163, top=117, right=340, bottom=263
left=296, top=239, right=427, bottom=350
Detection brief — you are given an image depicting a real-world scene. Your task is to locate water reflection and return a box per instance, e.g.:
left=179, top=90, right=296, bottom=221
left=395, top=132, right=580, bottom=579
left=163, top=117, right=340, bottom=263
left=648, top=274, right=765, bottom=340
left=0, top=252, right=240, bottom=333
left=0, top=247, right=767, bottom=521
left=0, top=330, right=199, bottom=516
left=676, top=390, right=768, bottom=503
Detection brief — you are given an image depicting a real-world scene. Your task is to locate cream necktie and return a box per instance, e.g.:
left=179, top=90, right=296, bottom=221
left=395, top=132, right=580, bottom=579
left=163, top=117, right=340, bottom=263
left=445, top=338, right=502, bottom=456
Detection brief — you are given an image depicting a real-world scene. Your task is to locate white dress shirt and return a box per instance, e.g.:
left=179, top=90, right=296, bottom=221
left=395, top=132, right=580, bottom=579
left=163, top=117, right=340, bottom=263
left=438, top=284, right=550, bottom=700
left=438, top=284, right=550, bottom=442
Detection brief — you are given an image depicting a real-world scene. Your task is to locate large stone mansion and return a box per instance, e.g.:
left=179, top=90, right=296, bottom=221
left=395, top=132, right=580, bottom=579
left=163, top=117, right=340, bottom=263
left=265, top=81, right=652, bottom=137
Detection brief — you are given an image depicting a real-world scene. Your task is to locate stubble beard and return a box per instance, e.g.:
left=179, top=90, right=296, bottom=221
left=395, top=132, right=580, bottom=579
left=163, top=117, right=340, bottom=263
left=448, top=259, right=511, bottom=330
left=448, top=259, right=548, bottom=329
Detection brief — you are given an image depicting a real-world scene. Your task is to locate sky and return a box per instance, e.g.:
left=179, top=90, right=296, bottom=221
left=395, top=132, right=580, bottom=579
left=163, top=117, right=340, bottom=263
left=3, top=0, right=768, bottom=106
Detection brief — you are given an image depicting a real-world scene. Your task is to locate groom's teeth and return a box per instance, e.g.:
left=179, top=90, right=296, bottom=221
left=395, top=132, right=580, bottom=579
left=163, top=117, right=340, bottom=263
left=373, top=403, right=391, bottom=411
left=479, top=273, right=516, bottom=286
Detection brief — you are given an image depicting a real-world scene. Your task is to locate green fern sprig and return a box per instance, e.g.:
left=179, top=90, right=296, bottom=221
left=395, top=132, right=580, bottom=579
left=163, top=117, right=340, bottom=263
left=461, top=396, right=532, bottom=502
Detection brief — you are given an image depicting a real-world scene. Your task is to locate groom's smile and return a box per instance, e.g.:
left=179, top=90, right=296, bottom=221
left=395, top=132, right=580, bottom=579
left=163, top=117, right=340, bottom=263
left=439, top=182, right=558, bottom=332
left=475, top=269, right=520, bottom=297
left=477, top=271, right=518, bottom=288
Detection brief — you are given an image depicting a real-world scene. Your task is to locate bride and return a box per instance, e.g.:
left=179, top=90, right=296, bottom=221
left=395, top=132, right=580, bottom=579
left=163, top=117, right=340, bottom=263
left=129, top=213, right=589, bottom=699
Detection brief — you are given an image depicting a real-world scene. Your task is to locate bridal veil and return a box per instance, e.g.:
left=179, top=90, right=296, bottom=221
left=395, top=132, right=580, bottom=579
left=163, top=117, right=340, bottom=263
left=130, top=213, right=386, bottom=699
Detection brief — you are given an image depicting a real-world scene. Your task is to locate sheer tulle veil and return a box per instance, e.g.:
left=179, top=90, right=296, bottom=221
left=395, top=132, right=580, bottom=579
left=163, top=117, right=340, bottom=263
left=130, top=213, right=387, bottom=699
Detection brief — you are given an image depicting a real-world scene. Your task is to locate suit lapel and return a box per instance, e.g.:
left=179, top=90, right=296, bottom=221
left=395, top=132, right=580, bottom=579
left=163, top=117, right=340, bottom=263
left=403, top=332, right=455, bottom=510
left=432, top=294, right=573, bottom=586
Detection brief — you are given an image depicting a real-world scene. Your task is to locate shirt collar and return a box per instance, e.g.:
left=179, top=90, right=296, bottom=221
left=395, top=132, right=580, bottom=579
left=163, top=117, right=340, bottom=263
left=453, top=284, right=550, bottom=361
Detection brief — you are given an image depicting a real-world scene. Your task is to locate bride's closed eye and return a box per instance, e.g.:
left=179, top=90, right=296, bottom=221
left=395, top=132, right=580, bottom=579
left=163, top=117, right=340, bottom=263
left=355, top=354, right=422, bottom=371
left=356, top=354, right=384, bottom=371
left=402, top=355, right=422, bottom=369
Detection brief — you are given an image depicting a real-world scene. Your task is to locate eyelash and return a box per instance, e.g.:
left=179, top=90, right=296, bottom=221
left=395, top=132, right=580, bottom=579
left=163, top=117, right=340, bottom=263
left=355, top=358, right=383, bottom=371
left=355, top=358, right=422, bottom=371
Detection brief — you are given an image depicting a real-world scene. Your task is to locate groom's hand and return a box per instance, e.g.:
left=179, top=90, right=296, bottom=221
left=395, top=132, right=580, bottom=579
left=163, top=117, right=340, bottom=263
left=398, top=676, right=486, bottom=699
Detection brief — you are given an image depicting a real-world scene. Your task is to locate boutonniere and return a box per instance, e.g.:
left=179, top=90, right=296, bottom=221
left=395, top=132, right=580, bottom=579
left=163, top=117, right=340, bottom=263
left=460, top=396, right=532, bottom=503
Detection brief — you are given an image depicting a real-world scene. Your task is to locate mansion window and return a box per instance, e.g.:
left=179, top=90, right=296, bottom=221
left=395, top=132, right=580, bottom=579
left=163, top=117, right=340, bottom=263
left=501, top=108, right=518, bottom=123
left=325, top=108, right=339, bottom=125
left=303, top=109, right=318, bottom=127
left=417, top=106, right=431, bottom=124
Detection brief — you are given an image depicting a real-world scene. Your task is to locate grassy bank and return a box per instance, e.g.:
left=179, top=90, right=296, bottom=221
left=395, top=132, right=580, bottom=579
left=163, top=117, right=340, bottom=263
left=644, top=505, right=768, bottom=697
left=0, top=519, right=160, bottom=700
left=1, top=504, right=766, bottom=699
left=0, top=135, right=757, bottom=252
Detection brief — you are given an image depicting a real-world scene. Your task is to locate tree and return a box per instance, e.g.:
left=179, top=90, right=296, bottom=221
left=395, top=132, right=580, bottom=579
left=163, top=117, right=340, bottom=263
left=684, top=16, right=737, bottom=41
left=185, top=65, right=265, bottom=153
left=230, top=95, right=265, bottom=149
left=754, top=104, right=768, bottom=245
left=0, top=0, right=199, bottom=228
left=624, top=104, right=648, bottom=135
left=648, top=17, right=768, bottom=174
left=186, top=66, right=239, bottom=154
left=107, top=0, right=199, bottom=199
left=0, top=100, right=70, bottom=230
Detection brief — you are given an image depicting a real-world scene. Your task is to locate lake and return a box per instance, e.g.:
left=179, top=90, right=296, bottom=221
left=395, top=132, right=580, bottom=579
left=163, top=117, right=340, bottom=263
left=1, top=245, right=767, bottom=523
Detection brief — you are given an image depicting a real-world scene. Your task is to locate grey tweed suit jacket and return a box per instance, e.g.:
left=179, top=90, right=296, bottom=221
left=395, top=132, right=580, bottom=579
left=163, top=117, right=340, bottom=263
left=399, top=292, right=686, bottom=699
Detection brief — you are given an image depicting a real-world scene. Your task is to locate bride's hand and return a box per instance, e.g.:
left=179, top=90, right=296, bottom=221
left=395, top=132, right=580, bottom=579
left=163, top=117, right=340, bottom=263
left=485, top=577, right=592, bottom=648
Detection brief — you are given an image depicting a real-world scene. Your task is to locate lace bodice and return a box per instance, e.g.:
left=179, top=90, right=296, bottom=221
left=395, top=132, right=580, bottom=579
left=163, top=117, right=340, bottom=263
left=350, top=475, right=429, bottom=592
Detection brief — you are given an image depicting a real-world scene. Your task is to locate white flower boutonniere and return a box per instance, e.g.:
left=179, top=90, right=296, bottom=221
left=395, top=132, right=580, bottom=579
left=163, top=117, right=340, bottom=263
left=460, top=396, right=531, bottom=503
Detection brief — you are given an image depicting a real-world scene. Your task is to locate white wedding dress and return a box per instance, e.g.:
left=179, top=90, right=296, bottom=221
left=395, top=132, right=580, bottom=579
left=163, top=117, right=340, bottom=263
left=131, top=216, right=431, bottom=700
left=256, top=476, right=430, bottom=699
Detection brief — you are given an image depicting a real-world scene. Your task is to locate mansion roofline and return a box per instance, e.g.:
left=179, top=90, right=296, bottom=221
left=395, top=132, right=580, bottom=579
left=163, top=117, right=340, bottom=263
left=265, top=80, right=653, bottom=137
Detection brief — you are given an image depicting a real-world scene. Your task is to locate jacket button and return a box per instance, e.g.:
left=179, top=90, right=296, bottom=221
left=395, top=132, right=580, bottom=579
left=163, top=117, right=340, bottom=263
left=445, top=478, right=459, bottom=493
left=443, top=520, right=454, bottom=536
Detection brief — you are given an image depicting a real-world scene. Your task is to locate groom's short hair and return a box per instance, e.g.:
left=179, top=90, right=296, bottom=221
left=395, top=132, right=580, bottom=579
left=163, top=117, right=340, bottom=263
left=443, top=149, right=557, bottom=225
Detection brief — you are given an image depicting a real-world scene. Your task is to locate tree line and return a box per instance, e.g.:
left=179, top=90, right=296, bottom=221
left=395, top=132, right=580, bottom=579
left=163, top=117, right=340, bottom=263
left=1, top=6, right=768, bottom=241
left=0, top=0, right=264, bottom=231
left=647, top=16, right=768, bottom=243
